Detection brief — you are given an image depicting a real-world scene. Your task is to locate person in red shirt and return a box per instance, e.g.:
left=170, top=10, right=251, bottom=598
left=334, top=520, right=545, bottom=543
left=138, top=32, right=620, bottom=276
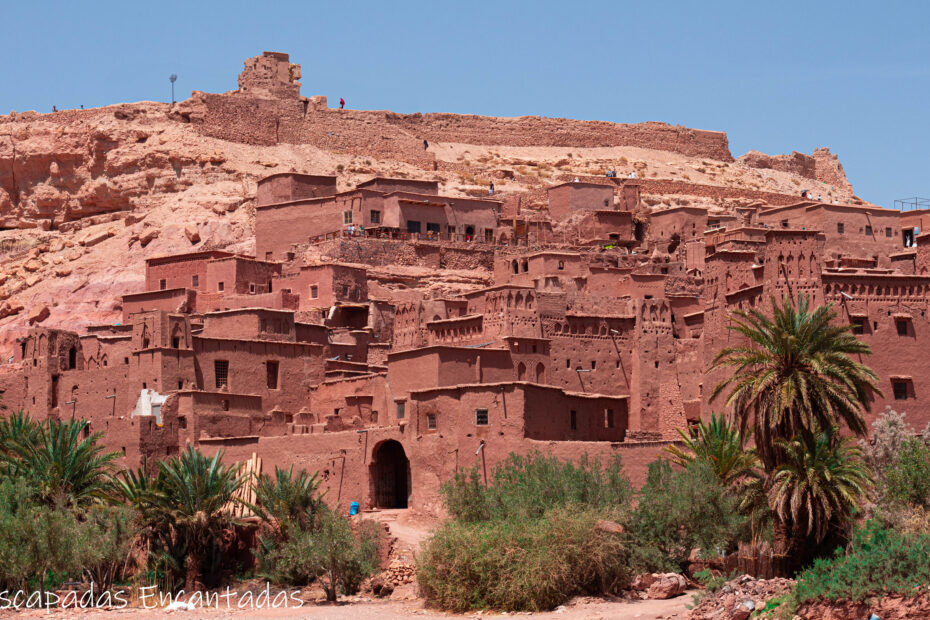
left=339, top=98, right=345, bottom=109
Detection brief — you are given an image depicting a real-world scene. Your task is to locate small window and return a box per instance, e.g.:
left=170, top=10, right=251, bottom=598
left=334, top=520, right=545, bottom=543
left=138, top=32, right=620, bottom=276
left=221, top=399, right=230, bottom=411
left=896, top=319, right=908, bottom=336
left=605, top=409, right=614, bottom=429
left=558, top=261, right=565, bottom=270
left=426, top=413, right=437, bottom=430
left=266, top=360, right=279, bottom=389
left=837, top=223, right=844, bottom=234
left=475, top=409, right=489, bottom=425
left=893, top=380, right=909, bottom=401
left=566, top=359, right=571, bottom=369
left=370, top=210, right=381, bottom=224
left=218, top=281, right=225, bottom=292
left=396, top=401, right=406, bottom=419
left=781, top=220, right=788, bottom=228
left=310, top=285, right=319, bottom=299
left=886, top=227, right=893, bottom=238
left=865, top=225, right=873, bottom=236
left=591, top=360, right=596, bottom=370
left=214, top=360, right=229, bottom=388
left=407, top=220, right=421, bottom=234
left=426, top=222, right=441, bottom=233
left=485, top=229, right=494, bottom=242
left=178, top=380, right=183, bottom=390
left=570, top=410, right=577, bottom=430
left=265, top=252, right=273, bottom=260
left=851, top=318, right=866, bottom=335
left=249, top=283, right=256, bottom=294
left=178, top=416, right=187, bottom=429
left=343, top=211, right=353, bottom=224
left=192, top=275, right=199, bottom=288
left=171, top=337, right=180, bottom=349
left=159, top=279, right=167, bottom=290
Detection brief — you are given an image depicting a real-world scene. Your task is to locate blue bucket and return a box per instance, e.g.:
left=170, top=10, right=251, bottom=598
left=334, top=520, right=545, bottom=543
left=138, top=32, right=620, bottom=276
left=349, top=501, right=359, bottom=516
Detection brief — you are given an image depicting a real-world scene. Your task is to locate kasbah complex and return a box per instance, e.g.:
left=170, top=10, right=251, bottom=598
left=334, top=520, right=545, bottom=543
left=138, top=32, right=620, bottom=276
left=1, top=51, right=928, bottom=514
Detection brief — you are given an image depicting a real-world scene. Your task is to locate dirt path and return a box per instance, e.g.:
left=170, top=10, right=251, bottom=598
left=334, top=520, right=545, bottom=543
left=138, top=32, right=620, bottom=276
left=5, top=593, right=698, bottom=619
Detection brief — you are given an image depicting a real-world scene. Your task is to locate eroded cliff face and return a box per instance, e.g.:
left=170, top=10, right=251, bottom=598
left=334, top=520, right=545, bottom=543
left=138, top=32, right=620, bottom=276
left=0, top=87, right=858, bottom=357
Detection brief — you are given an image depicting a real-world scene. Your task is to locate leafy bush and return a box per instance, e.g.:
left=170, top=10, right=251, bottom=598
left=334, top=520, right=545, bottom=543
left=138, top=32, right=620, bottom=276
left=269, top=507, right=381, bottom=600
left=627, top=460, right=744, bottom=572
left=861, top=406, right=913, bottom=474
left=0, top=478, right=133, bottom=594
left=793, top=520, right=930, bottom=603
left=417, top=507, right=631, bottom=612
left=884, top=436, right=930, bottom=507
left=441, top=450, right=632, bottom=523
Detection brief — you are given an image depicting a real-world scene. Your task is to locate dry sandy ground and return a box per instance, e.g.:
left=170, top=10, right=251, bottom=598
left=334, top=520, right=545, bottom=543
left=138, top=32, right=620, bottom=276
left=0, top=594, right=698, bottom=619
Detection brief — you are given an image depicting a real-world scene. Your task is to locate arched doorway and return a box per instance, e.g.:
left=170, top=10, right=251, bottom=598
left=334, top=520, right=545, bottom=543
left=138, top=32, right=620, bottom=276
left=370, top=440, right=410, bottom=508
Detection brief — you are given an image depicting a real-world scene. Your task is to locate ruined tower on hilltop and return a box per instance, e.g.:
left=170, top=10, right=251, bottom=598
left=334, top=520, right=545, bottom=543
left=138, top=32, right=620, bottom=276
left=236, top=51, right=302, bottom=99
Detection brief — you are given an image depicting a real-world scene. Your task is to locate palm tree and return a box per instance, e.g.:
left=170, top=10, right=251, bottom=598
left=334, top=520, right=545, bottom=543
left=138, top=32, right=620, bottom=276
left=665, top=413, right=759, bottom=487
left=709, top=294, right=880, bottom=561
left=2, top=417, right=118, bottom=506
left=709, top=294, right=880, bottom=471
left=768, top=427, right=873, bottom=563
left=151, top=447, right=246, bottom=591
left=253, top=465, right=325, bottom=542
left=0, top=410, right=41, bottom=459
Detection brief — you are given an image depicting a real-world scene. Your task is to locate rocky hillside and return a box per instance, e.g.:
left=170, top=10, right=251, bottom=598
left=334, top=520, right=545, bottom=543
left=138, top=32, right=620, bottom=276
left=0, top=84, right=859, bottom=356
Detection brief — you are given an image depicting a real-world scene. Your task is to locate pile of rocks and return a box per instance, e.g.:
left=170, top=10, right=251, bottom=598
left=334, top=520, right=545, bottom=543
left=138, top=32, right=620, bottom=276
left=630, top=573, right=689, bottom=599
left=688, top=574, right=794, bottom=620
left=382, top=560, right=416, bottom=587
left=369, top=560, right=417, bottom=599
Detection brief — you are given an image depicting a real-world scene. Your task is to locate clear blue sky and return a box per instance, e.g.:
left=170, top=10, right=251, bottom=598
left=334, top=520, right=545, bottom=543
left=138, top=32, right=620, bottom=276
left=3, top=0, right=928, bottom=207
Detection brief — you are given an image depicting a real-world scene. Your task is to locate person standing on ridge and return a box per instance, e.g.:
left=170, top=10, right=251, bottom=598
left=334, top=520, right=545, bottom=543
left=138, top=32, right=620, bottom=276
left=339, top=98, right=345, bottom=109
left=489, top=181, right=495, bottom=196
left=423, top=139, right=429, bottom=150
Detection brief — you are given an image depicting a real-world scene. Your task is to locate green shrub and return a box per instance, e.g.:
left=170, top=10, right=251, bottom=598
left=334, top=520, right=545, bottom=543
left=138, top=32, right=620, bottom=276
left=417, top=507, right=631, bottom=612
left=441, top=450, right=633, bottom=523
left=269, top=507, right=381, bottom=600
left=793, top=520, right=930, bottom=603
left=0, top=478, right=128, bottom=594
left=885, top=437, right=930, bottom=507
left=627, top=460, right=744, bottom=572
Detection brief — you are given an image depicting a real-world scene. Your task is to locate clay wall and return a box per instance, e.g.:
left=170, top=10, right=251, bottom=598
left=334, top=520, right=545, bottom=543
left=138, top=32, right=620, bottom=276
left=387, top=346, right=514, bottom=398
left=547, top=183, right=614, bottom=221
left=187, top=88, right=734, bottom=162
left=122, top=289, right=196, bottom=322
left=255, top=198, right=343, bottom=262
left=198, top=309, right=296, bottom=342
left=637, top=179, right=800, bottom=206
left=380, top=192, right=500, bottom=240
left=144, top=251, right=235, bottom=292
left=571, top=210, right=634, bottom=244
left=192, top=337, right=325, bottom=412
left=310, top=374, right=391, bottom=427
left=759, top=204, right=900, bottom=265
left=205, top=257, right=281, bottom=296
left=255, top=173, right=338, bottom=207
left=823, top=273, right=930, bottom=429
left=357, top=178, right=439, bottom=195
